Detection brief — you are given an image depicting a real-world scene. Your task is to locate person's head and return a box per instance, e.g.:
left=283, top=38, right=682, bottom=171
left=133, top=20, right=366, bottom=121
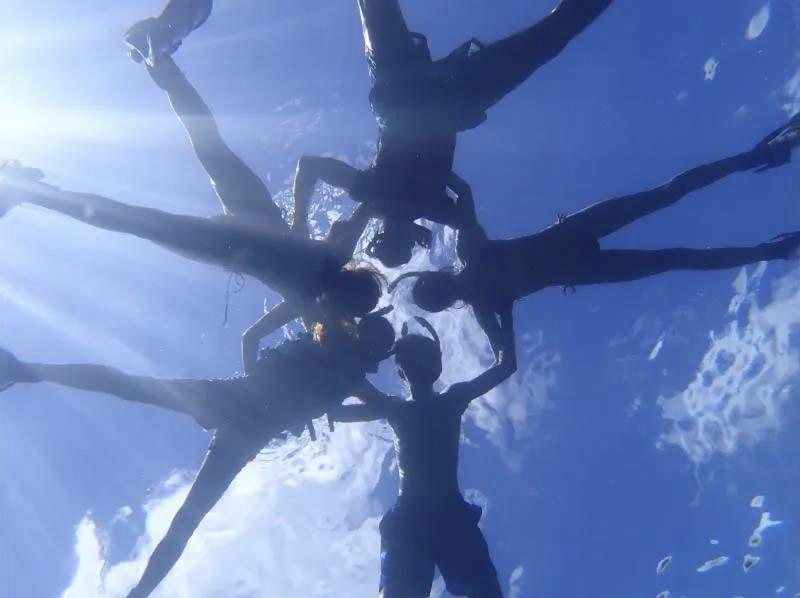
left=393, top=317, right=442, bottom=391
left=312, top=307, right=395, bottom=374
left=355, top=306, right=396, bottom=373
left=389, top=270, right=461, bottom=313
left=366, top=219, right=432, bottom=269
left=321, top=266, right=383, bottom=318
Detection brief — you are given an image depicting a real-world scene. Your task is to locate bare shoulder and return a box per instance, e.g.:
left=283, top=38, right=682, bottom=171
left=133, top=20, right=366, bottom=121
left=439, top=383, right=473, bottom=408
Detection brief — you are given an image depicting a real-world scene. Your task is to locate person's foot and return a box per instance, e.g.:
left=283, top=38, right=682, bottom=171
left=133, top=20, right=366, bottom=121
left=0, top=160, right=45, bottom=217
left=753, top=112, right=800, bottom=172
left=0, top=348, right=28, bottom=391
left=124, top=17, right=158, bottom=63
left=760, top=231, right=800, bottom=260
left=125, top=18, right=178, bottom=66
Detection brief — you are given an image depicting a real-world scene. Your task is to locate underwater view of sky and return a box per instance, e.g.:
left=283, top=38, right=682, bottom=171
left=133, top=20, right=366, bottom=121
left=1, top=1, right=800, bottom=596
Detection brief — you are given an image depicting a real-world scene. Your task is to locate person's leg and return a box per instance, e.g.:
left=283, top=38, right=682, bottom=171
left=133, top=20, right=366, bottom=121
left=358, top=0, right=425, bottom=87
left=158, top=0, right=214, bottom=30
left=436, top=501, right=503, bottom=598
left=18, top=360, right=218, bottom=422
left=127, top=432, right=261, bottom=598
left=7, top=179, right=263, bottom=269
left=378, top=503, right=436, bottom=598
left=553, top=150, right=766, bottom=243
left=560, top=236, right=800, bottom=287
left=5, top=175, right=332, bottom=296
left=442, top=0, right=613, bottom=116
left=292, top=156, right=361, bottom=237
left=146, top=56, right=285, bottom=229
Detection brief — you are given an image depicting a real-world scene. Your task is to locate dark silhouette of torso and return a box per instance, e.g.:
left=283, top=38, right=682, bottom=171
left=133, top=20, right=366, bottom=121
left=387, top=391, right=466, bottom=499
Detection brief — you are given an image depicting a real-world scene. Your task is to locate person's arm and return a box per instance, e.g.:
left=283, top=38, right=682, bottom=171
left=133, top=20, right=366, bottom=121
left=241, top=302, right=300, bottom=375
left=329, top=378, right=399, bottom=422
left=473, top=305, right=505, bottom=363
left=324, top=203, right=375, bottom=261
left=351, top=378, right=400, bottom=407
left=443, top=304, right=517, bottom=408
left=126, top=433, right=261, bottom=598
left=329, top=403, right=387, bottom=423
left=447, top=171, right=478, bottom=229
left=292, top=156, right=360, bottom=238
left=146, top=56, right=278, bottom=221
left=448, top=172, right=489, bottom=268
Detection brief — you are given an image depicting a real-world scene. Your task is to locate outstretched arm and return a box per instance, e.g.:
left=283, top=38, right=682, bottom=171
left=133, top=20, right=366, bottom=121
left=447, top=171, right=478, bottom=229
left=241, top=301, right=301, bottom=375
left=126, top=432, right=261, bottom=598
left=330, top=379, right=399, bottom=423
left=330, top=403, right=386, bottom=423
left=292, top=156, right=361, bottom=238
left=473, top=305, right=505, bottom=363
left=448, top=172, right=488, bottom=267
left=444, top=305, right=516, bottom=408
left=352, top=378, right=400, bottom=407
left=146, top=56, right=282, bottom=223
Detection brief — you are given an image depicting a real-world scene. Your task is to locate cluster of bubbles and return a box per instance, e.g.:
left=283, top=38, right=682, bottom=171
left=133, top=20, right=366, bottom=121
left=653, top=495, right=790, bottom=598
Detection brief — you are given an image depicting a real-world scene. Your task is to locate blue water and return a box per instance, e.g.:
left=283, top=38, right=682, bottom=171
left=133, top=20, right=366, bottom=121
left=1, top=1, right=799, bottom=596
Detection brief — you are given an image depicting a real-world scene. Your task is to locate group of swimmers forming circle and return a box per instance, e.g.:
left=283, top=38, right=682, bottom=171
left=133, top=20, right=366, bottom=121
left=2, top=0, right=799, bottom=596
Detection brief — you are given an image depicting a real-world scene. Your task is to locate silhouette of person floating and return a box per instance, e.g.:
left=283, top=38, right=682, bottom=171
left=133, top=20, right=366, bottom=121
left=293, top=0, right=614, bottom=267
left=391, top=116, right=800, bottom=357
left=0, top=311, right=396, bottom=598
left=333, top=313, right=516, bottom=597
left=0, top=32, right=382, bottom=374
